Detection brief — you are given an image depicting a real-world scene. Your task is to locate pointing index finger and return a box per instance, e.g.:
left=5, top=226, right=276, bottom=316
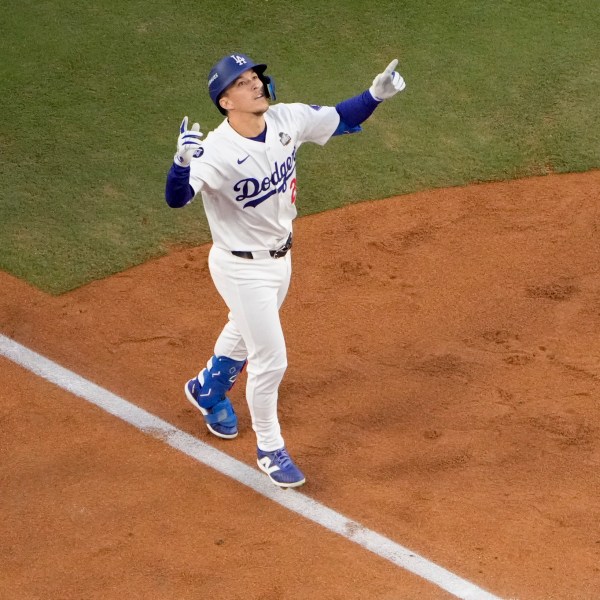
left=180, top=116, right=188, bottom=134
left=384, top=59, right=398, bottom=75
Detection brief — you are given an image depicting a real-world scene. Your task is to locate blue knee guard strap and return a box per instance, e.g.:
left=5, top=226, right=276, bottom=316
left=203, top=398, right=237, bottom=427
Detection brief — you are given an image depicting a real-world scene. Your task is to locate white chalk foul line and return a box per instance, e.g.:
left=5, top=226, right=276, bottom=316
left=0, top=333, right=502, bottom=600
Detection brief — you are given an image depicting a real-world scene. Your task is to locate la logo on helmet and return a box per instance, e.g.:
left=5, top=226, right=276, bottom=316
left=231, top=55, right=247, bottom=66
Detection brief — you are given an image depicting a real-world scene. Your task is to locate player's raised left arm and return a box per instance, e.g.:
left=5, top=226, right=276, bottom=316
left=333, top=58, right=406, bottom=135
left=369, top=59, right=406, bottom=101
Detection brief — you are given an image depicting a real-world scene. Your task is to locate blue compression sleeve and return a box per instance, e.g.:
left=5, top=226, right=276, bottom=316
left=335, top=90, right=381, bottom=128
left=165, top=163, right=195, bottom=208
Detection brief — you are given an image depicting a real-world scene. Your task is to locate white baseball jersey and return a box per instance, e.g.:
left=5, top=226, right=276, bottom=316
left=188, top=103, right=339, bottom=251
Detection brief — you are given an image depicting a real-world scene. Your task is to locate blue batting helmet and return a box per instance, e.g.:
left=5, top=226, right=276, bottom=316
left=208, top=52, right=276, bottom=115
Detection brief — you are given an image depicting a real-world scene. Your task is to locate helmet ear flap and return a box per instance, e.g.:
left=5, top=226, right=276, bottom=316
left=259, top=74, right=276, bottom=101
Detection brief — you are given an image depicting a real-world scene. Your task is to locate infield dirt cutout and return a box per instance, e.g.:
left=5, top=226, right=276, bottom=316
left=1, top=171, right=599, bottom=599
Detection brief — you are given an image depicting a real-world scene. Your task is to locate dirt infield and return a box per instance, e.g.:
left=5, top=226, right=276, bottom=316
left=2, top=171, right=600, bottom=599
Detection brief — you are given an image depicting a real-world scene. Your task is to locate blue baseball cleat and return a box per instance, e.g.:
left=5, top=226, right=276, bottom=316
left=185, top=378, right=238, bottom=439
left=257, top=447, right=306, bottom=488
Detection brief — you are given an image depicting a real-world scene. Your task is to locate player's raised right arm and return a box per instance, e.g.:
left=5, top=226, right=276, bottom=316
left=165, top=116, right=203, bottom=208
left=174, top=116, right=204, bottom=167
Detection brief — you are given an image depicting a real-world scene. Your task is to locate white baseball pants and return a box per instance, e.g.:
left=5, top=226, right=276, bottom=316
left=208, top=245, right=292, bottom=451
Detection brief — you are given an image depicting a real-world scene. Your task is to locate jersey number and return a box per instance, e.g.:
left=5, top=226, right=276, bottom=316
left=291, top=178, right=297, bottom=204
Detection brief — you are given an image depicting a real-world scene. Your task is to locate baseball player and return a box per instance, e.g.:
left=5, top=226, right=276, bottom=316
left=165, top=52, right=405, bottom=488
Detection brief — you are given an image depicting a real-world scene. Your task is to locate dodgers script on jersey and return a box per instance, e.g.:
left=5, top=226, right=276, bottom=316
left=188, top=103, right=339, bottom=252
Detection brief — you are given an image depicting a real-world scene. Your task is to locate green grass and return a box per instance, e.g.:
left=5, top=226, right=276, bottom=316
left=1, top=0, right=599, bottom=293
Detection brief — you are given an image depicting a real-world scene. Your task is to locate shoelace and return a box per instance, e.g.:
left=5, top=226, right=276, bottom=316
left=272, top=448, right=292, bottom=469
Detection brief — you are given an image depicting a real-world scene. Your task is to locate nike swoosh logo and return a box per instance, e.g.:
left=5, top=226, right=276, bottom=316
left=237, top=156, right=249, bottom=164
